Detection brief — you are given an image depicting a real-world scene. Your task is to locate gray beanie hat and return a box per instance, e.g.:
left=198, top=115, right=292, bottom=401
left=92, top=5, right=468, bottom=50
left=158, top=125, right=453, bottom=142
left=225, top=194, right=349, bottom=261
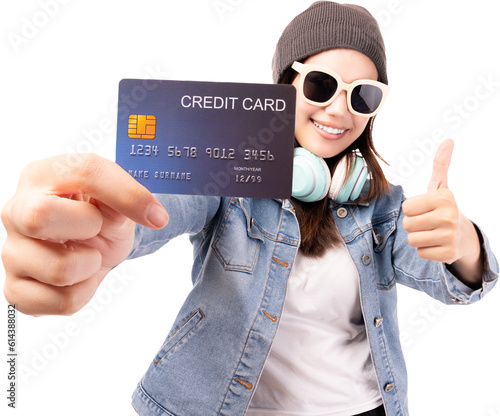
left=272, top=1, right=388, bottom=85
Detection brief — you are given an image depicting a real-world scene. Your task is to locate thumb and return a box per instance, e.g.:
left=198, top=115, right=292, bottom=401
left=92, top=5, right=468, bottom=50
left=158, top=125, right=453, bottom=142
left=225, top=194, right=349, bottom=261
left=427, top=139, right=454, bottom=193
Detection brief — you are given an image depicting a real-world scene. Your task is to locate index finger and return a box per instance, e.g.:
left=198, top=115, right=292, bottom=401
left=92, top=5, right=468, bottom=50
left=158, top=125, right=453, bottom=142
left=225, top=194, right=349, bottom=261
left=20, top=153, right=169, bottom=229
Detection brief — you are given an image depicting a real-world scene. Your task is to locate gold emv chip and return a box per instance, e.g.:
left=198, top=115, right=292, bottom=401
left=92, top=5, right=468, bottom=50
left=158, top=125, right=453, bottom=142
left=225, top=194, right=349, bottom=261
left=128, top=115, right=156, bottom=139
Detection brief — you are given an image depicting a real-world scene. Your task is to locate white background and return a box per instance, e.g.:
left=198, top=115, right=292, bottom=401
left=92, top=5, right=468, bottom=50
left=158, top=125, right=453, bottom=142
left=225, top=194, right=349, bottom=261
left=1, top=1, right=499, bottom=415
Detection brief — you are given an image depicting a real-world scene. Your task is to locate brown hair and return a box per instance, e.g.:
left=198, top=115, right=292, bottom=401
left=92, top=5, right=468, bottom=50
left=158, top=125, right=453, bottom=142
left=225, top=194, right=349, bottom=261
left=281, top=66, right=390, bottom=257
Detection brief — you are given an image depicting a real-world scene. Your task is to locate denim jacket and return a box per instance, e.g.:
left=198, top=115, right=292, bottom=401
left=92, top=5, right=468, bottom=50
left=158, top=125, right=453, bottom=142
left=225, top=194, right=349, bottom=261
left=128, top=184, right=498, bottom=416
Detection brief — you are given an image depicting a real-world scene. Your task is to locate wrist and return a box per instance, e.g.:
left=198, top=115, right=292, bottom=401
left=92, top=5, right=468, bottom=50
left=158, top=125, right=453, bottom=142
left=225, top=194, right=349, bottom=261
left=449, top=217, right=483, bottom=288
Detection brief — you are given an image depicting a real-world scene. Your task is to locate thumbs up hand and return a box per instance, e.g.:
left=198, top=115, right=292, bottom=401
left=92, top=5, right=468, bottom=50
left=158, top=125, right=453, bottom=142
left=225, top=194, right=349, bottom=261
left=402, top=139, right=482, bottom=284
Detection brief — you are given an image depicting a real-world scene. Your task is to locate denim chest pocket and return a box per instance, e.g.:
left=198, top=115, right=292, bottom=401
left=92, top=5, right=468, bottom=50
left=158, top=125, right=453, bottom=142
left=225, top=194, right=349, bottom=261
left=372, top=212, right=397, bottom=252
left=371, top=212, right=397, bottom=289
left=212, top=199, right=265, bottom=273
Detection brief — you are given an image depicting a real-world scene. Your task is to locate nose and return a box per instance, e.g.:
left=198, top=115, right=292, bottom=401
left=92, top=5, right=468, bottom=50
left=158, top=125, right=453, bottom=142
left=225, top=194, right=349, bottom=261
left=325, top=90, right=349, bottom=116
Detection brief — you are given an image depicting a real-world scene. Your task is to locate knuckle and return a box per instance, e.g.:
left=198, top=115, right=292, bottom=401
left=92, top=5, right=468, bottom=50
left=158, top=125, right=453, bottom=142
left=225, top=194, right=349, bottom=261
left=56, top=281, right=95, bottom=316
left=16, top=197, right=52, bottom=237
left=72, top=154, right=106, bottom=186
left=402, top=216, right=413, bottom=232
left=440, top=211, right=459, bottom=230
left=441, top=225, right=459, bottom=245
left=56, top=294, right=82, bottom=316
left=416, top=248, right=428, bottom=260
left=407, top=234, right=418, bottom=247
left=46, top=247, right=77, bottom=287
left=3, top=280, right=16, bottom=307
left=3, top=276, right=28, bottom=314
left=17, top=159, right=49, bottom=190
left=445, top=228, right=456, bottom=241
left=401, top=200, right=411, bottom=215
left=1, top=241, right=15, bottom=270
left=1, top=200, right=13, bottom=229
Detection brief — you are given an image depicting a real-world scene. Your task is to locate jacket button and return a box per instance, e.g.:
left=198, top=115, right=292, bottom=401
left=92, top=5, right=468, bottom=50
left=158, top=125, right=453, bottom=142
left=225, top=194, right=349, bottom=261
left=337, top=207, right=348, bottom=218
left=374, top=233, right=384, bottom=245
left=250, top=217, right=254, bottom=227
left=384, top=383, right=395, bottom=392
left=361, top=254, right=372, bottom=265
left=374, top=317, right=383, bottom=327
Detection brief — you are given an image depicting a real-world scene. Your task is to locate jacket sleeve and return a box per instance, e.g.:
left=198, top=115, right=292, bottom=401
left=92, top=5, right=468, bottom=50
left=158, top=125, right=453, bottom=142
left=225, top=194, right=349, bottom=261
left=392, top=191, right=499, bottom=305
left=127, top=194, right=221, bottom=260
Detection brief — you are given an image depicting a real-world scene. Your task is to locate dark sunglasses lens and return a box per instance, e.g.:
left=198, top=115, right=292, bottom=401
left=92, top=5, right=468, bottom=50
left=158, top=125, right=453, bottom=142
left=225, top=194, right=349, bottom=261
left=351, top=85, right=383, bottom=114
left=303, top=71, right=338, bottom=103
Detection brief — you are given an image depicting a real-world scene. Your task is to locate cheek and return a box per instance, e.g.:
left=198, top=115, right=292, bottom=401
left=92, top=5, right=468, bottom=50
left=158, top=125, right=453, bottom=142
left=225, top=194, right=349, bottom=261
left=295, top=101, right=311, bottom=123
left=352, top=117, right=370, bottom=136
left=293, top=97, right=314, bottom=134
left=294, top=104, right=315, bottom=146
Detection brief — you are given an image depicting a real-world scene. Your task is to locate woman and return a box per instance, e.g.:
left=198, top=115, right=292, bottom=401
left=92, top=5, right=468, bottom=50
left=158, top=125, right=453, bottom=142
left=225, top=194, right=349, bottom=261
left=2, top=2, right=498, bottom=416
left=127, top=3, right=496, bottom=415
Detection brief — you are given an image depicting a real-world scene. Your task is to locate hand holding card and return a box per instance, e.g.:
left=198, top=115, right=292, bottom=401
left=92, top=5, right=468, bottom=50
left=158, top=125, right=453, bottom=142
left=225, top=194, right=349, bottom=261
left=1, top=154, right=168, bottom=316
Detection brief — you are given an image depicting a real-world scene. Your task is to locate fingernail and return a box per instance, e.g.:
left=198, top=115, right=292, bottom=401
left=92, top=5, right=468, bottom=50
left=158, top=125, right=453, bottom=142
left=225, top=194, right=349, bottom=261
left=147, top=204, right=169, bottom=228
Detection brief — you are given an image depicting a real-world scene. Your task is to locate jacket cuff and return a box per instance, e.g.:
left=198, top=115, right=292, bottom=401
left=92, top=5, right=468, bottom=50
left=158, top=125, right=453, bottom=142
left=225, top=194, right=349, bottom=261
left=443, top=223, right=499, bottom=304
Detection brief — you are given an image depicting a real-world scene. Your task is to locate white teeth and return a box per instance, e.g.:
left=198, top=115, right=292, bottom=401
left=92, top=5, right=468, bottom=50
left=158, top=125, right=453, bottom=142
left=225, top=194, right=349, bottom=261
left=313, top=121, right=345, bottom=135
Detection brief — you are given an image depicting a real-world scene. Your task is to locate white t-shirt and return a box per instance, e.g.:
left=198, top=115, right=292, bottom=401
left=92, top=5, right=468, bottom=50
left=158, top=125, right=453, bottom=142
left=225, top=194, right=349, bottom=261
left=247, top=244, right=383, bottom=416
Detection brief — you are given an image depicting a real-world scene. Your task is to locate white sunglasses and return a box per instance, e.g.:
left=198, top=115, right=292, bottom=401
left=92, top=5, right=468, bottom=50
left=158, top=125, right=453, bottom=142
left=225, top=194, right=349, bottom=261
left=292, top=61, right=390, bottom=117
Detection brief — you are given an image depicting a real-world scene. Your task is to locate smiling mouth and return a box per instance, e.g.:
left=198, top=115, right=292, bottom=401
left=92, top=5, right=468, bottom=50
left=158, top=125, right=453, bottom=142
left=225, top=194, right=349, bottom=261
left=313, top=120, right=346, bottom=135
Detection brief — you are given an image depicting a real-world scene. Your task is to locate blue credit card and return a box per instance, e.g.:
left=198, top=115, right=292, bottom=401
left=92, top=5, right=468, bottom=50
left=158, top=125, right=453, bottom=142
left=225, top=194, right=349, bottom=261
left=115, top=79, right=296, bottom=199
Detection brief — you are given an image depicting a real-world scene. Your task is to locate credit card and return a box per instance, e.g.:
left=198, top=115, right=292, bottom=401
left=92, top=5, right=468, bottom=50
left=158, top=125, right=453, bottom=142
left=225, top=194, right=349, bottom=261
left=115, top=79, right=296, bottom=199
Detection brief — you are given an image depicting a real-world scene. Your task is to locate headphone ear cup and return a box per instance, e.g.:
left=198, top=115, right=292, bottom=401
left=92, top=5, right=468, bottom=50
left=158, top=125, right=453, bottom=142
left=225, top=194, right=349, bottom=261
left=329, top=156, right=368, bottom=203
left=292, top=148, right=331, bottom=202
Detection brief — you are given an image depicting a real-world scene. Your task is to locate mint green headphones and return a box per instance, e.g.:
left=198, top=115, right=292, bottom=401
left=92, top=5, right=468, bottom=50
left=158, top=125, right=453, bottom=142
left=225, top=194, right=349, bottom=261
left=292, top=148, right=368, bottom=203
